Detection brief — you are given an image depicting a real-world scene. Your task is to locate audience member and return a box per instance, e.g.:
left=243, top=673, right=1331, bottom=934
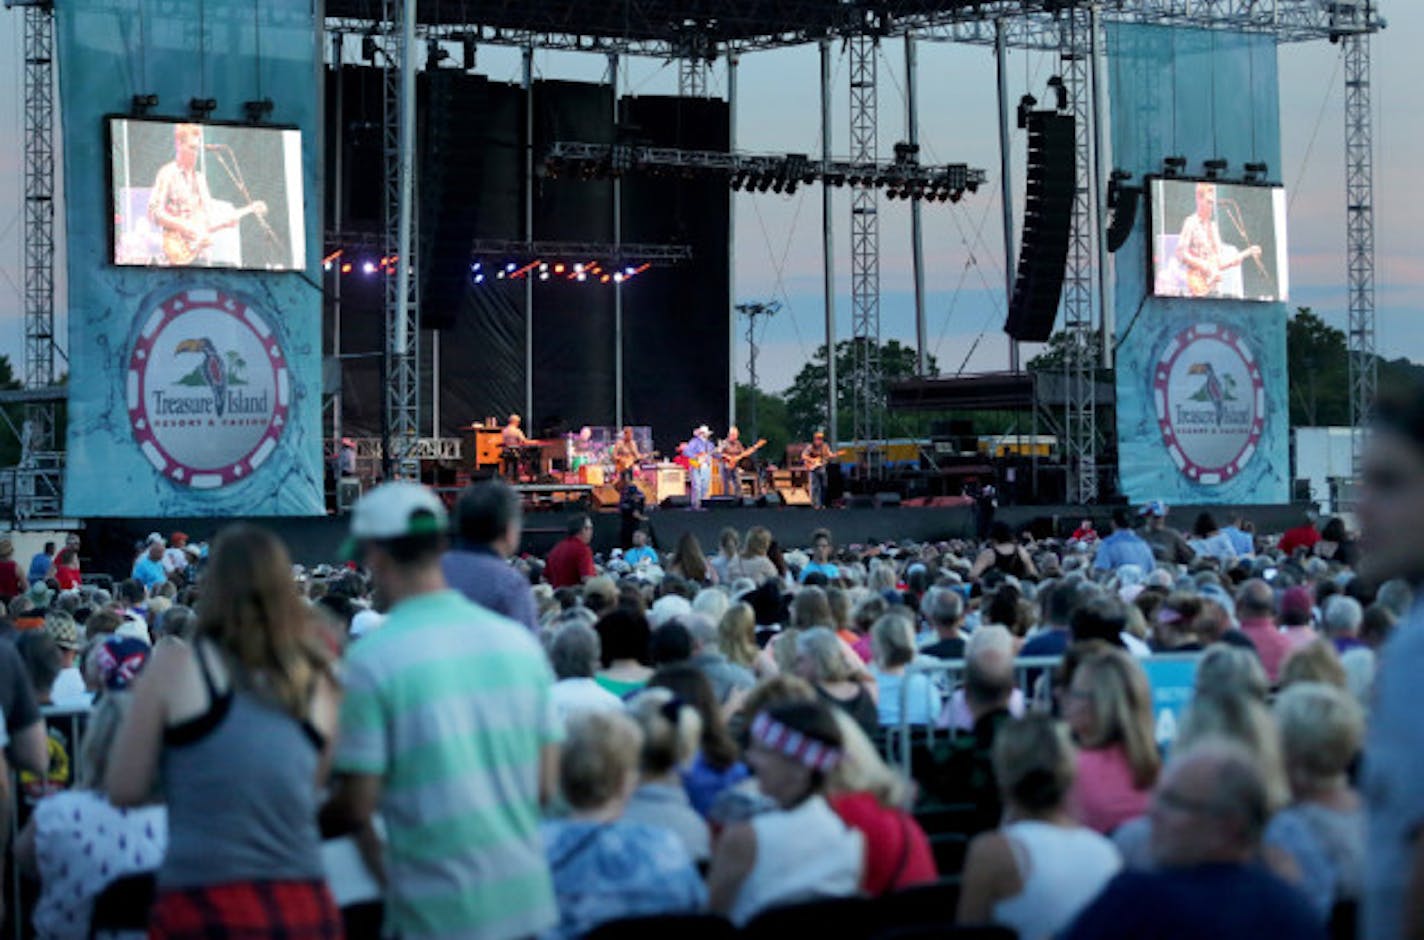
left=1063, top=645, right=1161, bottom=834
left=1235, top=579, right=1293, bottom=683
left=869, top=613, right=940, bottom=726
left=648, top=664, right=749, bottom=817
left=549, top=621, right=623, bottom=720
left=919, top=585, right=968, bottom=659
left=442, top=479, right=540, bottom=631
left=594, top=608, right=654, bottom=698
left=546, top=515, right=596, bottom=589
left=624, top=688, right=711, bottom=865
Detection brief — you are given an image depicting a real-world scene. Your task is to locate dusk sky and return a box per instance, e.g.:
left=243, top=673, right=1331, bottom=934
left=0, top=5, right=1414, bottom=397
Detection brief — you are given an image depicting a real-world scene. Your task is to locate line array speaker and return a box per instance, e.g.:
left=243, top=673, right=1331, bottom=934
left=1004, top=111, right=1076, bottom=344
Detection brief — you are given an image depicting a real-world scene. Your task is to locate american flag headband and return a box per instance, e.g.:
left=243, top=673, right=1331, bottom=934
left=750, top=712, right=843, bottom=773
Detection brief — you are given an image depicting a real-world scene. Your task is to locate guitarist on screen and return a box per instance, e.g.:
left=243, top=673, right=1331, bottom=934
left=147, top=123, right=266, bottom=266
left=1174, top=182, right=1261, bottom=298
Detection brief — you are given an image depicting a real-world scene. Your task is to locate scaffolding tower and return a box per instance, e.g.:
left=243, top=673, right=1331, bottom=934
left=1344, top=28, right=1374, bottom=475
left=1059, top=8, right=1098, bottom=504
left=848, top=32, right=883, bottom=466
left=383, top=0, right=421, bottom=479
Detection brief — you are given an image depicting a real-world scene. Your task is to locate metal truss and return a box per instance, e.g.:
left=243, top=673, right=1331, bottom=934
left=381, top=0, right=421, bottom=479
left=1060, top=8, right=1097, bottom=504
left=678, top=58, right=710, bottom=96
left=546, top=141, right=986, bottom=196
left=469, top=239, right=693, bottom=264
left=1343, top=25, right=1374, bottom=475
left=328, top=2, right=1382, bottom=59
left=849, top=33, right=882, bottom=465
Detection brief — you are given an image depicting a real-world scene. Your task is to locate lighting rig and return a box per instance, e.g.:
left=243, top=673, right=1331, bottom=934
left=542, top=141, right=987, bottom=204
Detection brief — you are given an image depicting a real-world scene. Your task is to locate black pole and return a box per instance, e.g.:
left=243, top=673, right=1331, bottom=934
left=379, top=351, right=392, bottom=482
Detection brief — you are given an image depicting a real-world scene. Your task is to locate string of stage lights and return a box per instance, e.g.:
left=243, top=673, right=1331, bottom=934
left=320, top=240, right=692, bottom=286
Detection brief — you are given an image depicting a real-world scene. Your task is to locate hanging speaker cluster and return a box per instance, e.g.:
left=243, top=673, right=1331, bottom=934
left=1004, top=111, right=1075, bottom=344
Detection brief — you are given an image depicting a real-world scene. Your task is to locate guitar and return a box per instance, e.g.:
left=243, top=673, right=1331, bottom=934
left=802, top=446, right=850, bottom=472
left=614, top=448, right=659, bottom=475
left=717, top=438, right=768, bottom=468
left=1185, top=245, right=1261, bottom=298
left=161, top=200, right=268, bottom=265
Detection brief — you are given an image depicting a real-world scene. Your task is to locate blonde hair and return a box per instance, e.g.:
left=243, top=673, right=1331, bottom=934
left=1194, top=643, right=1268, bottom=701
left=828, top=709, right=912, bottom=808
left=796, top=626, right=852, bottom=682
left=626, top=688, right=702, bottom=776
left=80, top=692, right=136, bottom=792
left=1274, top=681, right=1364, bottom=788
left=871, top=613, right=916, bottom=670
left=717, top=602, right=758, bottom=668
left=771, top=629, right=801, bottom=676
left=1279, top=639, right=1347, bottom=691
left=1072, top=647, right=1161, bottom=789
left=1178, top=690, right=1289, bottom=811
left=743, top=527, right=772, bottom=558
left=560, top=710, right=643, bottom=810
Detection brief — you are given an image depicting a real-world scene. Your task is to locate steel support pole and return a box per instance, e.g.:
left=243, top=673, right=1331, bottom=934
left=332, top=43, right=344, bottom=454
left=996, top=19, right=1020, bottom=373
left=611, top=52, right=624, bottom=429
left=1091, top=4, right=1114, bottom=369
left=820, top=39, right=838, bottom=446
left=523, top=47, right=536, bottom=426
left=906, top=34, right=927, bottom=377
left=728, top=51, right=739, bottom=429
left=1344, top=31, right=1376, bottom=477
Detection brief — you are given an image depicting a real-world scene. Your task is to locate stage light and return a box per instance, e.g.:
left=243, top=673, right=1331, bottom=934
left=553, top=263, right=565, bottom=274
left=496, top=270, right=506, bottom=279
left=471, top=261, right=482, bottom=272
left=576, top=273, right=587, bottom=282
left=324, top=260, right=333, bottom=272
left=505, top=262, right=517, bottom=272
left=600, top=274, right=611, bottom=284
left=1203, top=158, right=1228, bottom=180
left=243, top=98, right=274, bottom=124
left=613, top=272, right=625, bottom=283
left=539, top=271, right=550, bottom=281
left=473, top=273, right=485, bottom=284
left=625, top=266, right=636, bottom=276
left=1047, top=75, right=1068, bottom=112
left=1244, top=161, right=1269, bottom=182
left=341, top=262, right=353, bottom=274
left=362, top=261, right=377, bottom=275
left=1162, top=155, right=1187, bottom=178
left=574, top=263, right=586, bottom=274
left=189, top=97, right=218, bottom=119
left=130, top=94, right=159, bottom=116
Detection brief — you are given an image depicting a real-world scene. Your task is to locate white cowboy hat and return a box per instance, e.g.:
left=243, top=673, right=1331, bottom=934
left=694, top=425, right=711, bottom=437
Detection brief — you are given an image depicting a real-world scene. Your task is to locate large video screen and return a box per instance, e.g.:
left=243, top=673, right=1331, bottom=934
left=109, top=117, right=306, bottom=271
left=1150, top=179, right=1288, bottom=303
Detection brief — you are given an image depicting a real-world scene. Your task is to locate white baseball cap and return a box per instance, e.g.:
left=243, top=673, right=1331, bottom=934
left=343, top=482, right=448, bottom=559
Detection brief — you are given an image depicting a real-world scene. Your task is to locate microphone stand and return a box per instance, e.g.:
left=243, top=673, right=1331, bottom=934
left=205, top=143, right=290, bottom=264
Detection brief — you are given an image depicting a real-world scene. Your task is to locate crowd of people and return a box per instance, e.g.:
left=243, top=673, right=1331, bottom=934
left=1, top=408, right=1424, bottom=938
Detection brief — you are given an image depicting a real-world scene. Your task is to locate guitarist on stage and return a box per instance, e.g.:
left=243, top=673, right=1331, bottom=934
left=612, top=427, right=648, bottom=485
left=147, top=123, right=265, bottom=266
left=801, top=431, right=845, bottom=509
left=1174, top=182, right=1260, bottom=298
left=715, top=426, right=768, bottom=497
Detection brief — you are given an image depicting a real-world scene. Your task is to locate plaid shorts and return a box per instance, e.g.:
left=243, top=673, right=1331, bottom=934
left=149, top=879, right=343, bottom=939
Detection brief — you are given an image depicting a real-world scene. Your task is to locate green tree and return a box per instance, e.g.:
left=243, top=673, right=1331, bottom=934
left=735, top=383, right=791, bottom=464
left=1287, top=307, right=1350, bottom=427
left=782, top=338, right=937, bottom=441
left=0, top=356, right=26, bottom=468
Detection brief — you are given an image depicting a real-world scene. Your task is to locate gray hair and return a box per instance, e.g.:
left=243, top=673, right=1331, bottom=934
left=681, top=611, right=718, bottom=648
left=1376, top=579, right=1414, bottom=619
left=692, top=588, right=730, bottom=623
left=870, top=613, right=917, bottom=669
left=965, top=625, right=1016, bottom=708
left=1321, top=595, right=1364, bottom=638
left=550, top=622, right=602, bottom=680
left=796, top=626, right=853, bottom=682
left=923, top=586, right=965, bottom=629
left=1169, top=736, right=1273, bottom=846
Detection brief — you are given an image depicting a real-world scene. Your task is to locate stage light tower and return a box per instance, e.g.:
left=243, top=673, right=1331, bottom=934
left=737, top=300, right=781, bottom=446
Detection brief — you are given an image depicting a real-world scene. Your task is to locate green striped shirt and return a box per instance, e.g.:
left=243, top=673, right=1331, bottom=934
left=335, top=590, right=562, bottom=940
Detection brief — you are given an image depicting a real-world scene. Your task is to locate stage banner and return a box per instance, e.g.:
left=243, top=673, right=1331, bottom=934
left=1108, top=24, right=1290, bottom=505
left=56, top=1, right=324, bottom=517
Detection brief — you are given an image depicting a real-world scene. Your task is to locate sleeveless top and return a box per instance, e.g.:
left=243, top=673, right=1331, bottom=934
left=988, top=545, right=1029, bottom=578
left=728, top=794, right=864, bottom=925
left=991, top=820, right=1122, bottom=940
left=158, top=643, right=325, bottom=890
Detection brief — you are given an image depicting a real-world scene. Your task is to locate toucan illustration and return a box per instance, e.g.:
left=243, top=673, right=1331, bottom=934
left=175, top=338, right=226, bottom=417
left=1187, top=362, right=1228, bottom=427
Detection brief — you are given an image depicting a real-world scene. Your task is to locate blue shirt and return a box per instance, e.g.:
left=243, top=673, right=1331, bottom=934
left=1062, top=863, right=1325, bottom=940
left=685, top=436, right=714, bottom=461
left=1222, top=525, right=1254, bottom=557
left=1092, top=529, right=1157, bottom=573
left=799, top=561, right=840, bottom=583
left=27, top=553, right=51, bottom=583
left=441, top=547, right=540, bottom=633
left=873, top=669, right=941, bottom=727
left=541, top=820, right=705, bottom=940
left=131, top=556, right=166, bottom=591
left=623, top=546, right=658, bottom=567
left=682, top=754, right=750, bottom=817
left=1020, top=627, right=1071, bottom=658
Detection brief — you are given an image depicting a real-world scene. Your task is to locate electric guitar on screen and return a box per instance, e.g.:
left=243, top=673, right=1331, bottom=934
left=1184, top=244, right=1262, bottom=298
left=161, top=200, right=269, bottom=266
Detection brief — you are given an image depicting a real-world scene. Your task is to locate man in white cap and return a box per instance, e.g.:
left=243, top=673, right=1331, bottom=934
left=684, top=424, right=715, bottom=510
left=325, top=482, right=562, bottom=940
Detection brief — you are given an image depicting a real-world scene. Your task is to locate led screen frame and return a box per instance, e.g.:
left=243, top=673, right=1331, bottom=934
left=106, top=115, right=307, bottom=272
left=1146, top=176, right=1289, bottom=304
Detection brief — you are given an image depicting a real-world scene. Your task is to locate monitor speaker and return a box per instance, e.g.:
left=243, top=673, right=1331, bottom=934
left=593, top=485, right=621, bottom=508
left=661, top=495, right=692, bottom=510
left=780, top=488, right=812, bottom=507
left=846, top=494, right=874, bottom=510
left=1004, top=111, right=1076, bottom=344
left=873, top=492, right=902, bottom=508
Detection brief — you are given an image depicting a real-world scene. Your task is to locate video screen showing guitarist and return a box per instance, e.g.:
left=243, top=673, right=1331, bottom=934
left=111, top=117, right=304, bottom=270
left=147, top=124, right=268, bottom=267
left=1172, top=182, right=1261, bottom=299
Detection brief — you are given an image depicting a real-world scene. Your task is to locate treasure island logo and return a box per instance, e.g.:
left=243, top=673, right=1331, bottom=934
left=127, top=288, right=289, bottom=488
left=1153, top=323, right=1265, bottom=485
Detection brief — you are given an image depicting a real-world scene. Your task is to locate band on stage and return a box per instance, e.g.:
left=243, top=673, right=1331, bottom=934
left=493, top=415, right=831, bottom=508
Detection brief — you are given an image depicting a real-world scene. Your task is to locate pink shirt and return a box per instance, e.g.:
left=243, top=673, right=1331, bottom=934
left=1281, top=625, right=1318, bottom=652
left=1240, top=618, right=1293, bottom=683
left=1070, top=745, right=1152, bottom=834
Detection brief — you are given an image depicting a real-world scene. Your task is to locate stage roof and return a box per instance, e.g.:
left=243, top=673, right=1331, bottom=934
left=324, top=1, right=1379, bottom=53
left=888, top=372, right=1114, bottom=412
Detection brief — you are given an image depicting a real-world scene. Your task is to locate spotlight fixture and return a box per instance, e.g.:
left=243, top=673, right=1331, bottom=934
left=1203, top=158, right=1228, bottom=180
left=1243, top=161, right=1269, bottom=182
left=243, top=98, right=274, bottom=123
left=189, top=97, right=218, bottom=119
left=1162, top=155, right=1188, bottom=178
left=1016, top=94, right=1038, bottom=129
left=130, top=93, right=159, bottom=116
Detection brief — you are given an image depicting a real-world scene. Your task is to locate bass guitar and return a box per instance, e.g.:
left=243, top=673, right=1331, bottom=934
left=161, top=200, right=268, bottom=265
left=802, top=447, right=850, bottom=472
left=718, top=438, right=768, bottom=468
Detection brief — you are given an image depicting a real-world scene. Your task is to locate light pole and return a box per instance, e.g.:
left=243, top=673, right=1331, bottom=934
left=736, top=300, right=781, bottom=443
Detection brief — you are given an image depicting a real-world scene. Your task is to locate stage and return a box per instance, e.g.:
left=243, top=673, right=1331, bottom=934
left=82, top=502, right=1312, bottom=572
